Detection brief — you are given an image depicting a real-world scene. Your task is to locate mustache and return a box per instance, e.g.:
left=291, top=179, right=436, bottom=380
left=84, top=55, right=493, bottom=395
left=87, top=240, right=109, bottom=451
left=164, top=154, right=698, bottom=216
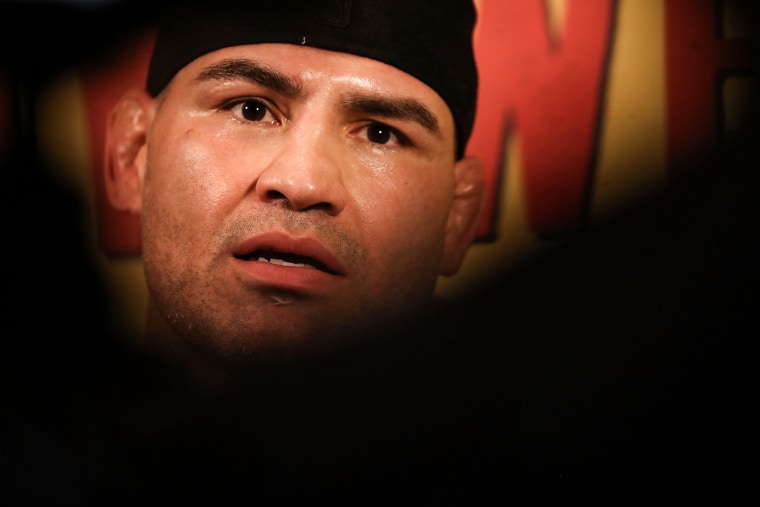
left=217, top=206, right=366, bottom=265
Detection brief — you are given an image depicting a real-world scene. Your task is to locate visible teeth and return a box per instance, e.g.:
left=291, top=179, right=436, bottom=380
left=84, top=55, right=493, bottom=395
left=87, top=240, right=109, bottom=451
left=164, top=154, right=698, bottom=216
left=256, top=256, right=317, bottom=269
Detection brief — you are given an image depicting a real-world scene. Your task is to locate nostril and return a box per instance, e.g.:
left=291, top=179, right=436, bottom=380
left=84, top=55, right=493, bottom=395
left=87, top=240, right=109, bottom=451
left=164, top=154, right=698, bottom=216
left=265, top=190, right=287, bottom=201
left=264, top=188, right=334, bottom=213
left=309, top=202, right=334, bottom=213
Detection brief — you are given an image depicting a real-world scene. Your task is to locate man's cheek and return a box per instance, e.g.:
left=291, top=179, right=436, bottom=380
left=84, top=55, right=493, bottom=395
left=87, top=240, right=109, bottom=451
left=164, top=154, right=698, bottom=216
left=169, top=140, right=239, bottom=215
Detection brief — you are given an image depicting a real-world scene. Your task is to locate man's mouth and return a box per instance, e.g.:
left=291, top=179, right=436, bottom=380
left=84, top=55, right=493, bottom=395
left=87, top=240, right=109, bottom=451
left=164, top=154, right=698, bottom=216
left=236, top=249, right=334, bottom=274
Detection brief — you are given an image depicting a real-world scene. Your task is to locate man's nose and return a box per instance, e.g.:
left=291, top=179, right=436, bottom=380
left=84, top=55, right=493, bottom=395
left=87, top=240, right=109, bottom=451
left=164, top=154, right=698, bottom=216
left=254, top=124, right=347, bottom=215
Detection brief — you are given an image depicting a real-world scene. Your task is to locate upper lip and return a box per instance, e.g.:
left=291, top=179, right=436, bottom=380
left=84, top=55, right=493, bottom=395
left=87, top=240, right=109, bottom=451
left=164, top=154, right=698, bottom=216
left=232, top=232, right=346, bottom=276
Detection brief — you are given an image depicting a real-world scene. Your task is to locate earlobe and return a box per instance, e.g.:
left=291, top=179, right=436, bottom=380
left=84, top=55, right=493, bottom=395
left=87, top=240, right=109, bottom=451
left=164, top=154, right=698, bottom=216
left=441, top=155, right=486, bottom=276
left=103, top=88, right=154, bottom=214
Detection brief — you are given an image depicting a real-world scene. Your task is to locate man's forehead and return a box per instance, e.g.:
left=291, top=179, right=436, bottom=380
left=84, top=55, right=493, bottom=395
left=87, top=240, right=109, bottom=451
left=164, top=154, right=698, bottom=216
left=192, top=44, right=442, bottom=97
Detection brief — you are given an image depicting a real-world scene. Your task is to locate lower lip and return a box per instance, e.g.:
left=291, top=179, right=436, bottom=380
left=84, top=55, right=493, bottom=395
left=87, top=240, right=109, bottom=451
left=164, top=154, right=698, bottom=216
left=232, top=257, right=341, bottom=292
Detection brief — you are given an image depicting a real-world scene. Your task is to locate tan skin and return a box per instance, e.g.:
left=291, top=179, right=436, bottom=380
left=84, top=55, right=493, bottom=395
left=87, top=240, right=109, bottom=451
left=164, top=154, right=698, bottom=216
left=105, top=43, right=485, bottom=374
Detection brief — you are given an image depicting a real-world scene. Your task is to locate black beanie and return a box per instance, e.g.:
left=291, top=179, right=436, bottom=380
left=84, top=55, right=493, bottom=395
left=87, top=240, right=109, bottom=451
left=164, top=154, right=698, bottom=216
left=146, top=0, right=479, bottom=158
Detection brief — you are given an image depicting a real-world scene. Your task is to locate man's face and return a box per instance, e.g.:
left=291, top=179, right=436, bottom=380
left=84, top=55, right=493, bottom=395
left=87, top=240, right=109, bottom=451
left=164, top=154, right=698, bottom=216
left=140, top=43, right=462, bottom=360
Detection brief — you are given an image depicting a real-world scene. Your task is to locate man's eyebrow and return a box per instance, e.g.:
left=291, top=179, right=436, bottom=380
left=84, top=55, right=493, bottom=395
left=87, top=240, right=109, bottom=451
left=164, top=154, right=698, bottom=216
left=194, top=59, right=302, bottom=98
left=341, top=93, right=441, bottom=137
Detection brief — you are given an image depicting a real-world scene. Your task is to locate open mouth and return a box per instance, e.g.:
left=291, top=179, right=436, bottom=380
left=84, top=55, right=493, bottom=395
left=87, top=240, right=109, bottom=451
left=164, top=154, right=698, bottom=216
left=236, top=249, right=335, bottom=274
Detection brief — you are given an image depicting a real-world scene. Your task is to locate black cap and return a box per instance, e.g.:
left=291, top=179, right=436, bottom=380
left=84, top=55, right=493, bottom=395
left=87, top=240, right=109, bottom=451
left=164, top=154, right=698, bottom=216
left=146, top=0, right=479, bottom=158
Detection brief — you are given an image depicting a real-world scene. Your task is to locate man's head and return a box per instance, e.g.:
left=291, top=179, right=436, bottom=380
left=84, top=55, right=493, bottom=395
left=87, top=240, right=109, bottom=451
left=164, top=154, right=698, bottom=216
left=104, top=0, right=485, bottom=368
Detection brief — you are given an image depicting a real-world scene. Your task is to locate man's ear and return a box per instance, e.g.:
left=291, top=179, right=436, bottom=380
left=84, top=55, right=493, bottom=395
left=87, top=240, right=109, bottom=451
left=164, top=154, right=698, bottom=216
left=440, top=155, right=486, bottom=276
left=103, top=88, right=155, bottom=214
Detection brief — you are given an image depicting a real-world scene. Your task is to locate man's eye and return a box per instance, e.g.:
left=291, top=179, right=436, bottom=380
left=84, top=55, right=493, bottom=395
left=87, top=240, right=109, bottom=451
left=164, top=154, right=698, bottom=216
left=241, top=101, right=268, bottom=121
left=365, top=122, right=408, bottom=146
left=367, top=123, right=392, bottom=144
left=229, top=99, right=278, bottom=124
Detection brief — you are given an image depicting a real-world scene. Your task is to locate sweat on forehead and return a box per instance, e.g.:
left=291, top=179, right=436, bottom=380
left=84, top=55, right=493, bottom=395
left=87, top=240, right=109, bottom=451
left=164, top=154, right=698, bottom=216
left=146, top=0, right=479, bottom=159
